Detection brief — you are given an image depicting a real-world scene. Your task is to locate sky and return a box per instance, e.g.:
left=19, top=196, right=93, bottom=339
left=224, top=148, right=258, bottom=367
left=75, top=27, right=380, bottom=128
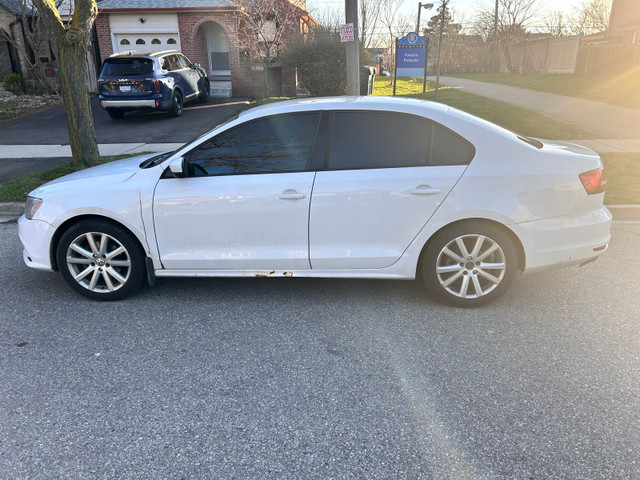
left=305, top=0, right=585, bottom=39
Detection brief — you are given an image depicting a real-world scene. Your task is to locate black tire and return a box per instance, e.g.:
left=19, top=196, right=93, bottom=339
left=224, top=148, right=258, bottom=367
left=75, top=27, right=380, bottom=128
left=107, top=109, right=125, bottom=119
left=420, top=221, right=518, bottom=307
left=56, top=219, right=147, bottom=301
left=168, top=90, right=183, bottom=117
left=198, top=81, right=210, bottom=103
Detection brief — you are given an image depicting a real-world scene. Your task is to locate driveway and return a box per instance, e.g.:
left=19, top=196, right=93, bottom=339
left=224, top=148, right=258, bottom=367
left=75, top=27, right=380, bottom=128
left=0, top=96, right=249, bottom=183
left=0, top=96, right=249, bottom=146
left=1, top=220, right=639, bottom=478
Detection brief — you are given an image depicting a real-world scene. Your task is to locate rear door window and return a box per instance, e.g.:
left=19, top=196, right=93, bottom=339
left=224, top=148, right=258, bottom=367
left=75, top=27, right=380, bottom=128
left=328, top=111, right=474, bottom=170
left=101, top=58, right=154, bottom=76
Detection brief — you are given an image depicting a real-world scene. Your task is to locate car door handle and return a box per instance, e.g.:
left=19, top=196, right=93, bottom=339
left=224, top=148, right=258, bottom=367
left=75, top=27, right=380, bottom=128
left=277, top=190, right=307, bottom=201
left=411, top=186, right=441, bottom=196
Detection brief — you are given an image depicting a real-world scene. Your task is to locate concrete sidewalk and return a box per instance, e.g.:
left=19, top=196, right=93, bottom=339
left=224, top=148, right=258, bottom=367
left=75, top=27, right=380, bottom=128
left=0, top=143, right=183, bottom=159
left=434, top=76, right=640, bottom=139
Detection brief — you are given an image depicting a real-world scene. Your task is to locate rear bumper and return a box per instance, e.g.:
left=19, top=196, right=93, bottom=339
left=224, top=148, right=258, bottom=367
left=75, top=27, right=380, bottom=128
left=100, top=99, right=157, bottom=108
left=516, top=205, right=612, bottom=273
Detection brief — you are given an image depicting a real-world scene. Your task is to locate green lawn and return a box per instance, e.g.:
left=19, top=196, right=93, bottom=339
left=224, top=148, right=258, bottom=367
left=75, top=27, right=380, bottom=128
left=0, top=154, right=146, bottom=203
left=450, top=72, right=640, bottom=110
left=373, top=77, right=588, bottom=139
left=601, top=153, right=640, bottom=205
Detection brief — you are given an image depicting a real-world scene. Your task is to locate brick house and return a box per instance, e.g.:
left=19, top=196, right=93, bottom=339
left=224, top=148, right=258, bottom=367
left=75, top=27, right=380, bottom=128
left=96, top=0, right=312, bottom=98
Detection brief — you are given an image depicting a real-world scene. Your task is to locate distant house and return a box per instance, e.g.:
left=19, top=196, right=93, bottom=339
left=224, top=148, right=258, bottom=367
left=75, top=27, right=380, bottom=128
left=608, top=0, right=640, bottom=44
left=96, top=0, right=312, bottom=98
left=0, top=0, right=56, bottom=81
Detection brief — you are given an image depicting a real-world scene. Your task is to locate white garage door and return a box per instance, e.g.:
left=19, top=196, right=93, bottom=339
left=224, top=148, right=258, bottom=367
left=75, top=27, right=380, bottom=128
left=114, top=33, right=181, bottom=53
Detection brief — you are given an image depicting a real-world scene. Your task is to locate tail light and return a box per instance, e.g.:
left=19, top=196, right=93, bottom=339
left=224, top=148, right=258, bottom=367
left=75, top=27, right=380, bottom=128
left=146, top=78, right=161, bottom=93
left=579, top=167, right=606, bottom=195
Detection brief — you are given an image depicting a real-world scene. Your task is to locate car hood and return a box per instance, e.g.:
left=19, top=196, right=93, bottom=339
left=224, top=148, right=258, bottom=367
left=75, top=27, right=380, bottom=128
left=30, top=153, right=157, bottom=197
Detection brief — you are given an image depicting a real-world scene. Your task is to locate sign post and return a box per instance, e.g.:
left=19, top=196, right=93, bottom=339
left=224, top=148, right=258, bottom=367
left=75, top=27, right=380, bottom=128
left=393, top=33, right=428, bottom=96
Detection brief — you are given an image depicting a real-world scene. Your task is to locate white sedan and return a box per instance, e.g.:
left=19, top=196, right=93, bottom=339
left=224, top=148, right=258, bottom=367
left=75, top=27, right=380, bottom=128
left=18, top=97, right=611, bottom=307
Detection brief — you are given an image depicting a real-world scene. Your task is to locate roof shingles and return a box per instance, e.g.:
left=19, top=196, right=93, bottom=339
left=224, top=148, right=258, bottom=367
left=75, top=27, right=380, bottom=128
left=98, top=0, right=235, bottom=10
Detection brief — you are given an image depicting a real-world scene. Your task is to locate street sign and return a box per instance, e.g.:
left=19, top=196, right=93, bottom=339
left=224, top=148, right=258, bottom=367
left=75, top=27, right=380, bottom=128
left=340, top=23, right=354, bottom=43
left=393, top=32, right=429, bottom=95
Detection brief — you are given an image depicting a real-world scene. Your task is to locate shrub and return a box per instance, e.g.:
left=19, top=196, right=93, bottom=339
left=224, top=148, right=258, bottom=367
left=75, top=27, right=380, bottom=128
left=3, top=73, right=27, bottom=95
left=282, top=29, right=353, bottom=97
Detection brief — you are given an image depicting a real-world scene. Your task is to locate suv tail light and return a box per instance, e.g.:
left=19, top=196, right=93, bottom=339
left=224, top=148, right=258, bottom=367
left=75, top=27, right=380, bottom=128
left=579, top=167, right=606, bottom=195
left=146, top=78, right=161, bottom=93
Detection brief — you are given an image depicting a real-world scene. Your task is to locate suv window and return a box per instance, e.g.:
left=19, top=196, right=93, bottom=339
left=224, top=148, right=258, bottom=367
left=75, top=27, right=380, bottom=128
left=187, top=112, right=321, bottom=176
left=101, top=58, right=154, bottom=76
left=328, top=111, right=474, bottom=170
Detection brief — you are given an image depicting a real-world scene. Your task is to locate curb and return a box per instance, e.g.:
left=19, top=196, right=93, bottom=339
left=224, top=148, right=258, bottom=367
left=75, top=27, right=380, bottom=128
left=1, top=202, right=639, bottom=222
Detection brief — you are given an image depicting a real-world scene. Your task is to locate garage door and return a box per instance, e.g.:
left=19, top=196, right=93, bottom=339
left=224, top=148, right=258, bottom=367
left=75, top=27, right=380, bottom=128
left=114, top=34, right=181, bottom=53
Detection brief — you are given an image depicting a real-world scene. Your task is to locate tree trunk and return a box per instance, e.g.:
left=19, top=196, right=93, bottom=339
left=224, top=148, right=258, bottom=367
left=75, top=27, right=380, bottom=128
left=31, top=0, right=99, bottom=169
left=57, top=29, right=100, bottom=168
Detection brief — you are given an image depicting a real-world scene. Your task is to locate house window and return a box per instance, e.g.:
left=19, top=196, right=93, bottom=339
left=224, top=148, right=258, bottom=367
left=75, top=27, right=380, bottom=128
left=167, top=38, right=177, bottom=45
left=151, top=38, right=161, bottom=45
left=120, top=39, right=130, bottom=45
left=136, top=38, right=146, bottom=45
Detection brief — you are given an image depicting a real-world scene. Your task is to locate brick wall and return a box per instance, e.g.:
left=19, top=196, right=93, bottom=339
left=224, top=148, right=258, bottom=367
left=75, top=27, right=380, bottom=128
left=95, top=14, right=113, bottom=60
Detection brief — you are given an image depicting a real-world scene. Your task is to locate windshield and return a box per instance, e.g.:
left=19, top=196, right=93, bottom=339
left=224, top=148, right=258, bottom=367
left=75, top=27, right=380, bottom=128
left=101, top=58, right=154, bottom=76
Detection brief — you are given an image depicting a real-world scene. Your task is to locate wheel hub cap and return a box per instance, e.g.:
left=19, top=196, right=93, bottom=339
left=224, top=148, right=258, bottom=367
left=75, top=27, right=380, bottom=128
left=436, top=234, right=507, bottom=299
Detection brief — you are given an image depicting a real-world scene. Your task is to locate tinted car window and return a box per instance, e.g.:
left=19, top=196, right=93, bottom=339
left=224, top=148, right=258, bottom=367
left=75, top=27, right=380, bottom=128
left=101, top=58, right=154, bottom=76
left=328, top=111, right=474, bottom=170
left=187, top=113, right=320, bottom=176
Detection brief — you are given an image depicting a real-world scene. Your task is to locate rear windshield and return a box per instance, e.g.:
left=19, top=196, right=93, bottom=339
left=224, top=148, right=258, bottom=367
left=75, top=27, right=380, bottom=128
left=101, top=58, right=154, bottom=76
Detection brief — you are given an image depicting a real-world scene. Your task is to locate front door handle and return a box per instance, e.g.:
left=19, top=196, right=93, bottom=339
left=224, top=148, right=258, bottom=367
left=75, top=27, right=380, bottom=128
left=277, top=189, right=307, bottom=201
left=411, top=185, right=441, bottom=196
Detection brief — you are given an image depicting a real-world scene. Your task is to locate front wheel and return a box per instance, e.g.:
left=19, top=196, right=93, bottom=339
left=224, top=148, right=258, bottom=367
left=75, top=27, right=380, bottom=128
left=198, top=81, right=210, bottom=103
left=56, top=219, right=146, bottom=301
left=420, top=222, right=518, bottom=307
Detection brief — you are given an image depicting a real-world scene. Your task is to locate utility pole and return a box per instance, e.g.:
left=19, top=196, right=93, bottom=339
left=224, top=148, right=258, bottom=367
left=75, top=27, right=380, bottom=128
left=434, top=0, right=449, bottom=100
left=345, top=0, right=360, bottom=95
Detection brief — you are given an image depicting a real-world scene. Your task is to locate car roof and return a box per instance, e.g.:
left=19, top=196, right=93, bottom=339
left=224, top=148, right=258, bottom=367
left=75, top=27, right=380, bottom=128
left=239, top=96, right=451, bottom=120
left=106, top=50, right=180, bottom=59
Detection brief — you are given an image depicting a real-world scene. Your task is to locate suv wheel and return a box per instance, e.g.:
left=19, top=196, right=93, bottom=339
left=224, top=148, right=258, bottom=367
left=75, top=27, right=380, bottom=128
left=198, top=82, right=210, bottom=103
left=168, top=90, right=183, bottom=117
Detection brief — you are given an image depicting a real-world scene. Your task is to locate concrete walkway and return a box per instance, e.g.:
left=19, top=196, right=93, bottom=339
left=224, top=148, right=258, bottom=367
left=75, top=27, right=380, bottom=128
left=434, top=76, right=640, bottom=139
left=0, top=143, right=183, bottom=159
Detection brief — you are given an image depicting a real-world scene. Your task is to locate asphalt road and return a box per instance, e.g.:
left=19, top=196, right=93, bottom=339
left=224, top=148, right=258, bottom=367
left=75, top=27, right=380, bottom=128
left=1, top=221, right=639, bottom=479
left=0, top=96, right=249, bottom=146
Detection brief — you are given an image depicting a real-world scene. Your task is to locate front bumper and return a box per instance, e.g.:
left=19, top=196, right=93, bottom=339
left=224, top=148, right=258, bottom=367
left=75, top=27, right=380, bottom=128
left=18, top=215, right=56, bottom=271
left=517, top=205, right=612, bottom=273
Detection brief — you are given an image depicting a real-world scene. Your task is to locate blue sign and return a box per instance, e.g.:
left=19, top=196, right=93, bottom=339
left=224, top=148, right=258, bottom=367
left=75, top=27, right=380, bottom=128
left=396, top=32, right=427, bottom=76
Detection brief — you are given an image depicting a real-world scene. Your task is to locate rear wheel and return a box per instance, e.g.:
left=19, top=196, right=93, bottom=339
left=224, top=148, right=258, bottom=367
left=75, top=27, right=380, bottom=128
left=56, top=219, right=146, bottom=301
left=420, top=222, right=518, bottom=307
left=168, top=90, right=183, bottom=117
left=107, top=109, right=125, bottom=119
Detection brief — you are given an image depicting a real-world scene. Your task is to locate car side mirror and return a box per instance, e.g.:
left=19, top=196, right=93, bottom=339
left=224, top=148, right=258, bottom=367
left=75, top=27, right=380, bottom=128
left=193, top=63, right=200, bottom=69
left=169, top=156, right=187, bottom=178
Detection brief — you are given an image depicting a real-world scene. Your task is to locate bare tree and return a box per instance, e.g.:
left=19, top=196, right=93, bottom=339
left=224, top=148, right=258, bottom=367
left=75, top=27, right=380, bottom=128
left=473, top=0, right=539, bottom=73
left=569, top=0, right=611, bottom=35
left=0, top=0, right=60, bottom=92
left=359, top=0, right=383, bottom=49
left=542, top=9, right=570, bottom=37
left=237, top=0, right=301, bottom=97
left=31, top=0, right=99, bottom=168
left=377, top=0, right=405, bottom=77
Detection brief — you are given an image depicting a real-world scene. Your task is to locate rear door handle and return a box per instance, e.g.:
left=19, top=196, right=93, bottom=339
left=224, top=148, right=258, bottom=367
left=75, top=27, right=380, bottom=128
left=411, top=186, right=441, bottom=196
left=277, top=190, right=307, bottom=201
